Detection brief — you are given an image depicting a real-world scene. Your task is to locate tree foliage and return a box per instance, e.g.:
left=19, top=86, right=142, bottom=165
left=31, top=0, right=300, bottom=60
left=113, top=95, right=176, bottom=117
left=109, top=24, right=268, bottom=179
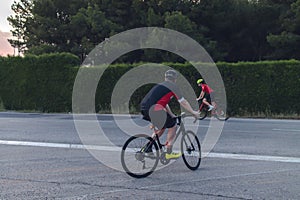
left=7, top=0, right=33, bottom=55
left=7, top=0, right=300, bottom=62
left=267, top=0, right=300, bottom=59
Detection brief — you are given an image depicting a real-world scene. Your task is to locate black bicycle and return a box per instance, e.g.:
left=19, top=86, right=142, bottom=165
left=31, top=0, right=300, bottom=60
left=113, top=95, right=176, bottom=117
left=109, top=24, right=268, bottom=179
left=121, top=112, right=201, bottom=178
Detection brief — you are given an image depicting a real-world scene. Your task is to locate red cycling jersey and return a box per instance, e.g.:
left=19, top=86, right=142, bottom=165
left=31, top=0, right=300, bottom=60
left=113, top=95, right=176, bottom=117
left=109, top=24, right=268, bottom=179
left=201, top=84, right=213, bottom=94
left=140, top=81, right=184, bottom=111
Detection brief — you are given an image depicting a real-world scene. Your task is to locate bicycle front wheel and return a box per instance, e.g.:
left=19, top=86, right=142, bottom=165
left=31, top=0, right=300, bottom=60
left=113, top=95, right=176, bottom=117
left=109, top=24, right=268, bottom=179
left=199, top=109, right=208, bottom=120
left=214, top=107, right=229, bottom=121
left=121, top=134, right=159, bottom=178
left=181, top=131, right=201, bottom=170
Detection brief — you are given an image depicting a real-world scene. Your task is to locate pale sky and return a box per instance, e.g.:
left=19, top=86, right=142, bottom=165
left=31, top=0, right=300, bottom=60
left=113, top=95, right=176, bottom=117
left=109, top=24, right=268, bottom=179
left=0, top=0, right=17, bottom=56
left=0, top=0, right=16, bottom=32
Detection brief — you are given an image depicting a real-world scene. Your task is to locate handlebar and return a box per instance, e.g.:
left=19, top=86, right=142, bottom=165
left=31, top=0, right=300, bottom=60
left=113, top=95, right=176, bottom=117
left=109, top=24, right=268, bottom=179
left=175, top=112, right=199, bottom=124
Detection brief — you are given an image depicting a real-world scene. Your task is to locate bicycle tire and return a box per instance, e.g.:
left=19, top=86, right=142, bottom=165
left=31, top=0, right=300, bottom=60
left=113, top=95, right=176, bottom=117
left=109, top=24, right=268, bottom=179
left=121, top=134, right=159, bottom=178
left=214, top=107, right=229, bottom=121
left=181, top=131, right=201, bottom=170
left=199, top=109, right=208, bottom=120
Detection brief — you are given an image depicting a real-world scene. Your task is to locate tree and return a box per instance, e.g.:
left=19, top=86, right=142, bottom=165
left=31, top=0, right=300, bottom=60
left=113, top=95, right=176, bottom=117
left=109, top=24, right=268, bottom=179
left=146, top=7, right=163, bottom=26
left=7, top=0, right=33, bottom=55
left=189, top=0, right=285, bottom=61
left=69, top=5, right=119, bottom=60
left=231, top=0, right=282, bottom=61
left=7, top=0, right=298, bottom=62
left=103, top=0, right=136, bottom=29
left=24, top=0, right=90, bottom=56
left=267, top=0, right=300, bottom=59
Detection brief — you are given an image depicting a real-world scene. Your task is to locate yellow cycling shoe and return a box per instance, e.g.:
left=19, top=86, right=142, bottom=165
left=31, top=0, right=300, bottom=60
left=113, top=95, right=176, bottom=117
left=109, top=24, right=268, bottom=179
left=165, top=152, right=182, bottom=160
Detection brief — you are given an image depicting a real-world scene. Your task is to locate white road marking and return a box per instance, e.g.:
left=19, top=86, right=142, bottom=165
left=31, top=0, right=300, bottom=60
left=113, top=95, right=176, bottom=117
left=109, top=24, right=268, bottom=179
left=1, top=140, right=300, bottom=163
left=208, top=153, right=300, bottom=163
left=0, top=140, right=120, bottom=151
left=272, top=128, right=300, bottom=132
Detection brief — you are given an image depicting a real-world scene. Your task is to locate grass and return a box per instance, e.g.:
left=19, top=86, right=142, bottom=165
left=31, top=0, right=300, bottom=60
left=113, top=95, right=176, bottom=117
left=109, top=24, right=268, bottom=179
left=232, top=111, right=300, bottom=120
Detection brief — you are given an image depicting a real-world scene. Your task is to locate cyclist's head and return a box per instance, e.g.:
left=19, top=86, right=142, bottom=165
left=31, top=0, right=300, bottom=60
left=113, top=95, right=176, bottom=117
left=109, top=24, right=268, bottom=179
left=165, top=69, right=178, bottom=82
left=197, top=78, right=205, bottom=85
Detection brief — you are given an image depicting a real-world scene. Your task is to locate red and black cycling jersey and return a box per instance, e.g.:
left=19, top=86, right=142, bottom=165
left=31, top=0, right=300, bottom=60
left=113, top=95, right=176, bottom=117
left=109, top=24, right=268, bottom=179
left=201, top=84, right=214, bottom=94
left=140, top=81, right=184, bottom=111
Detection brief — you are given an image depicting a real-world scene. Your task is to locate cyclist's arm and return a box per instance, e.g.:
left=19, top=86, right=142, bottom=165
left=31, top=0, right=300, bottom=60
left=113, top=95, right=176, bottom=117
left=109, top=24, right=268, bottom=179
left=197, top=91, right=204, bottom=100
left=179, top=99, right=199, bottom=118
left=165, top=104, right=176, bottom=118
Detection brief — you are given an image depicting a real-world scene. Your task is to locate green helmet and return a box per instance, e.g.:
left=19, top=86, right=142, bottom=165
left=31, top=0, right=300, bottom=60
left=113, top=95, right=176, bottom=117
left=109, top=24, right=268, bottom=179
left=197, top=79, right=204, bottom=84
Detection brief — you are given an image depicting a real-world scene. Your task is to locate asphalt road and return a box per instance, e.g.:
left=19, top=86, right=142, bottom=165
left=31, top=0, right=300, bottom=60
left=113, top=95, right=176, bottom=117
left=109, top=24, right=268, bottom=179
left=0, top=112, right=299, bottom=199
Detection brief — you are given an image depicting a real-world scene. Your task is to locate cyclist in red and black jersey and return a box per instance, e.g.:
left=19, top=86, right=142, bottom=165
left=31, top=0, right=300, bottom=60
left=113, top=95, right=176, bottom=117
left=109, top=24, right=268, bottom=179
left=140, top=69, right=199, bottom=159
left=196, top=79, right=215, bottom=111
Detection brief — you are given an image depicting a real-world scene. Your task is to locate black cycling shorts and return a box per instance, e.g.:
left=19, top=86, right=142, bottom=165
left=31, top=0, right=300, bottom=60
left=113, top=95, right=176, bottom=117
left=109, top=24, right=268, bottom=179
left=141, top=109, right=176, bottom=129
left=204, top=92, right=215, bottom=103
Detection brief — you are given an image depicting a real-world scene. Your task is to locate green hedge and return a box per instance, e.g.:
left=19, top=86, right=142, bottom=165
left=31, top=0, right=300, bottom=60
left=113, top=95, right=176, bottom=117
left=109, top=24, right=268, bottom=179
left=0, top=54, right=299, bottom=116
left=0, top=53, right=80, bottom=112
left=218, top=60, right=300, bottom=116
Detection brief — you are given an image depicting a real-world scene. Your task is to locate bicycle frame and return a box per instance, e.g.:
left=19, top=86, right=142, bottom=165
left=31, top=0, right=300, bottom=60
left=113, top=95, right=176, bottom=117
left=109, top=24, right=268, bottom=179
left=199, top=102, right=206, bottom=112
left=148, top=115, right=186, bottom=151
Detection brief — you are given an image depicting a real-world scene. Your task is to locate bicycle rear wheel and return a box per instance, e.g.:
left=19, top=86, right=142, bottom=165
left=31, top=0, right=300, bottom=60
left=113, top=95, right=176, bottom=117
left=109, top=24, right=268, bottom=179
left=181, top=131, right=201, bottom=170
left=121, top=134, right=159, bottom=178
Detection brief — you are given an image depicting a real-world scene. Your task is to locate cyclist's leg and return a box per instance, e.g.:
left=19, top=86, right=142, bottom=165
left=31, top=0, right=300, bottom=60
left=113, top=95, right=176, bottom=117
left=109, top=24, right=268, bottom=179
left=164, top=115, right=181, bottom=159
left=202, top=98, right=210, bottom=106
left=202, top=94, right=212, bottom=107
left=165, top=128, right=182, bottom=159
left=150, top=109, right=177, bottom=149
left=204, top=94, right=213, bottom=106
left=210, top=92, right=216, bottom=107
left=142, top=109, right=165, bottom=152
left=163, top=112, right=177, bottom=148
left=166, top=125, right=176, bottom=149
left=203, top=93, right=214, bottom=111
left=145, top=109, right=168, bottom=149
left=141, top=109, right=165, bottom=138
left=149, top=109, right=166, bottom=129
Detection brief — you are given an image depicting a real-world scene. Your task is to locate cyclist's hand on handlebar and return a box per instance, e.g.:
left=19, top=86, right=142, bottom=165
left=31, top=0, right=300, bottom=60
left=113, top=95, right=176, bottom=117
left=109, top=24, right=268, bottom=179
left=191, top=111, right=200, bottom=123
left=192, top=110, right=200, bottom=119
left=170, top=113, right=177, bottom=118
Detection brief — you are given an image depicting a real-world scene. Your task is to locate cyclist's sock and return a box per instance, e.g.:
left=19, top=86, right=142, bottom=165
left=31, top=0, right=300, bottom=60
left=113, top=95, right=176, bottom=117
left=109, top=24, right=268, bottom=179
left=166, top=146, right=172, bottom=154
